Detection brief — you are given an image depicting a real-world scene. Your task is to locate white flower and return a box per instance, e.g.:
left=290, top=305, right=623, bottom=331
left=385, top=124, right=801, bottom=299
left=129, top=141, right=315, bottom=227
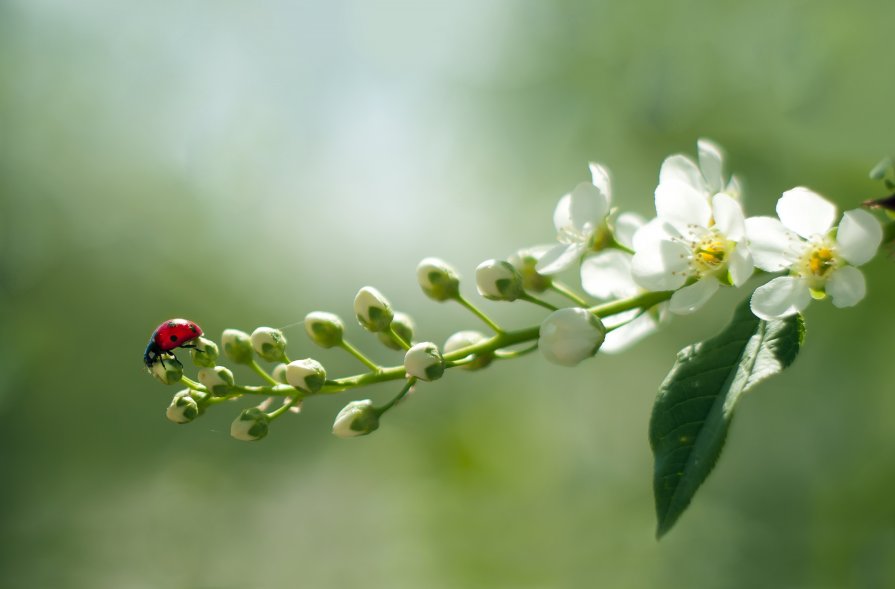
left=285, top=358, right=327, bottom=393
left=746, top=187, right=883, bottom=319
left=631, top=140, right=753, bottom=315
left=354, top=286, right=394, bottom=332
left=508, top=245, right=553, bottom=293
left=250, top=327, right=288, bottom=362
left=443, top=330, right=493, bottom=371
left=166, top=390, right=200, bottom=424
left=332, top=399, right=380, bottom=438
left=404, top=342, right=445, bottom=381
left=230, top=408, right=270, bottom=441
left=475, top=259, right=524, bottom=301
left=536, top=163, right=613, bottom=275
left=304, top=311, right=344, bottom=348
left=197, top=366, right=234, bottom=396
left=538, top=308, right=606, bottom=367
left=221, top=328, right=253, bottom=364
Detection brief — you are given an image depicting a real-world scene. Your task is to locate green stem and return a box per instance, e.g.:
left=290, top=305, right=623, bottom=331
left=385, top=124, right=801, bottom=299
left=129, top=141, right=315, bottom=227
left=519, top=293, right=559, bottom=311
left=340, top=340, right=381, bottom=372
left=550, top=281, right=590, bottom=306
left=388, top=325, right=412, bottom=350
left=250, top=359, right=280, bottom=386
left=268, top=394, right=303, bottom=420
left=494, top=343, right=539, bottom=359
left=180, top=375, right=205, bottom=391
left=376, top=378, right=416, bottom=415
left=455, top=294, right=504, bottom=334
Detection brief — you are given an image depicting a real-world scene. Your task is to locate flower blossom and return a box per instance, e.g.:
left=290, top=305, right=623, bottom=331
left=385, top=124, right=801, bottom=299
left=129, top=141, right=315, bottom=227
left=746, top=187, right=882, bottom=319
left=536, top=163, right=613, bottom=274
left=631, top=140, right=753, bottom=314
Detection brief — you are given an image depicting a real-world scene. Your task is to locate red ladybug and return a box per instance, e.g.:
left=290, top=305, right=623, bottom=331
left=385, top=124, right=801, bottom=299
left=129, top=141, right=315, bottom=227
left=144, top=318, right=203, bottom=368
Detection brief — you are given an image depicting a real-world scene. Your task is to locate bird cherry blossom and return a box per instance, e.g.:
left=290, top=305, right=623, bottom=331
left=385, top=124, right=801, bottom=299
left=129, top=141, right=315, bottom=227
left=747, top=187, right=883, bottom=319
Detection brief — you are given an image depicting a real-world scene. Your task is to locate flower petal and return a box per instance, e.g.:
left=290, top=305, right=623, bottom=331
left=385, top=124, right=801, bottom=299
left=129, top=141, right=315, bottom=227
left=588, top=162, right=612, bottom=204
left=836, top=209, right=883, bottom=266
left=776, top=187, right=837, bottom=238
left=669, top=279, right=719, bottom=315
left=632, top=217, right=678, bottom=253
left=536, top=243, right=586, bottom=275
left=725, top=175, right=743, bottom=200
left=750, top=276, right=811, bottom=320
left=631, top=240, right=690, bottom=291
left=614, top=212, right=646, bottom=250
left=581, top=250, right=638, bottom=299
left=727, top=244, right=754, bottom=287
left=826, top=265, right=866, bottom=308
left=659, top=154, right=705, bottom=194
left=656, top=179, right=712, bottom=229
left=697, top=139, right=725, bottom=195
left=601, top=312, right=659, bottom=354
left=744, top=216, right=801, bottom=272
left=712, top=193, right=745, bottom=241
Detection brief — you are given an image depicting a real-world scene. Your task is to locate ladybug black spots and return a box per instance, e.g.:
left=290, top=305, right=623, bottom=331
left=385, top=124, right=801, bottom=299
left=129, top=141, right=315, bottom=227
left=144, top=318, right=205, bottom=369
left=169, top=335, right=179, bottom=342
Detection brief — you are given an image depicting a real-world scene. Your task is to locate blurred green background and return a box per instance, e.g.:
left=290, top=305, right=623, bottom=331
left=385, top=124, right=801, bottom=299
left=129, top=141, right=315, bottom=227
left=2, top=1, right=894, bottom=587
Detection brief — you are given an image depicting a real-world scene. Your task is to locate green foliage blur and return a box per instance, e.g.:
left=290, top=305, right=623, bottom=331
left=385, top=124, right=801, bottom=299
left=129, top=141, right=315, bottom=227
left=2, top=1, right=894, bottom=587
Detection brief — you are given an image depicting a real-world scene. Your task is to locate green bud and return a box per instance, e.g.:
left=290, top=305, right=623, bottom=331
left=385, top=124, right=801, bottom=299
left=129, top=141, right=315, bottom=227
left=354, top=286, right=394, bottom=332
left=475, top=259, right=525, bottom=301
left=190, top=336, right=219, bottom=368
left=508, top=247, right=552, bottom=293
left=166, top=389, right=201, bottom=424
left=377, top=311, right=415, bottom=350
left=444, top=330, right=493, bottom=371
left=416, top=257, right=461, bottom=302
left=285, top=358, right=327, bottom=393
left=197, top=366, right=235, bottom=396
left=332, top=399, right=380, bottom=438
left=272, top=363, right=289, bottom=384
left=304, top=311, right=345, bottom=348
left=250, top=327, right=288, bottom=363
left=404, top=341, right=445, bottom=381
left=230, top=407, right=270, bottom=442
left=149, top=355, right=183, bottom=385
left=222, top=329, right=254, bottom=364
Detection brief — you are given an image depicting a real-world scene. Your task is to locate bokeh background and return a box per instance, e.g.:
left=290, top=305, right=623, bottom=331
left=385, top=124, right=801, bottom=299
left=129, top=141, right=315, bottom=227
left=2, top=1, right=894, bottom=587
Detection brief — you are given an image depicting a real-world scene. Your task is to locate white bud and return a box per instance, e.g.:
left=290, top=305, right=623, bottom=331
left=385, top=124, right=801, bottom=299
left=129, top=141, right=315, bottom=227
left=230, top=407, right=270, bottom=441
left=354, top=286, right=394, bottom=332
left=404, top=341, right=445, bottom=381
left=416, top=257, right=461, bottom=302
left=538, top=308, right=606, bottom=367
left=190, top=337, right=220, bottom=368
left=332, top=399, right=380, bottom=438
left=377, top=311, right=416, bottom=350
left=475, top=259, right=524, bottom=301
left=304, top=311, right=344, bottom=348
left=508, top=246, right=553, bottom=293
left=250, top=327, right=288, bottom=362
left=444, top=330, right=493, bottom=371
left=222, top=329, right=254, bottom=364
left=285, top=358, right=327, bottom=393
left=197, top=366, right=235, bottom=396
left=149, top=354, right=183, bottom=385
left=166, top=389, right=200, bottom=424
left=272, top=363, right=289, bottom=384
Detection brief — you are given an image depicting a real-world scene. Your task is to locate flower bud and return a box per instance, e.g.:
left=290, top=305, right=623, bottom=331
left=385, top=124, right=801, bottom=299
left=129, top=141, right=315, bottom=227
left=285, top=358, right=327, bottom=393
left=304, top=311, right=345, bottom=348
left=404, top=342, right=445, bottom=381
left=197, top=366, right=235, bottom=396
left=230, top=407, right=270, bottom=442
left=509, top=247, right=552, bottom=293
left=377, top=311, right=415, bottom=350
left=190, top=337, right=219, bottom=368
left=332, top=399, right=380, bottom=438
left=538, top=308, right=606, bottom=367
left=222, top=329, right=254, bottom=364
left=149, top=355, right=183, bottom=385
left=416, top=257, right=461, bottom=302
left=251, top=327, right=288, bottom=363
left=354, top=286, right=394, bottom=332
left=444, top=330, right=493, bottom=371
left=475, top=259, right=524, bottom=301
left=272, top=363, right=289, bottom=384
left=166, top=389, right=201, bottom=424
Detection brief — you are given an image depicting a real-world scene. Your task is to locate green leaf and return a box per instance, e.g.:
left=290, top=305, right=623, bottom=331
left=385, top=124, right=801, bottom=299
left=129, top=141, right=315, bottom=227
left=649, top=297, right=805, bottom=538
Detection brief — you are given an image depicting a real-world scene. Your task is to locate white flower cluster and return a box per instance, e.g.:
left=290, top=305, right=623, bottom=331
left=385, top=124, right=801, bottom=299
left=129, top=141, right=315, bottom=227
left=529, top=139, right=883, bottom=354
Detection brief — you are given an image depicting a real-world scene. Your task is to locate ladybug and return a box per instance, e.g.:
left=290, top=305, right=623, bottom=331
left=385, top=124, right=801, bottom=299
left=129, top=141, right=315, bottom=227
left=144, top=318, right=203, bottom=368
